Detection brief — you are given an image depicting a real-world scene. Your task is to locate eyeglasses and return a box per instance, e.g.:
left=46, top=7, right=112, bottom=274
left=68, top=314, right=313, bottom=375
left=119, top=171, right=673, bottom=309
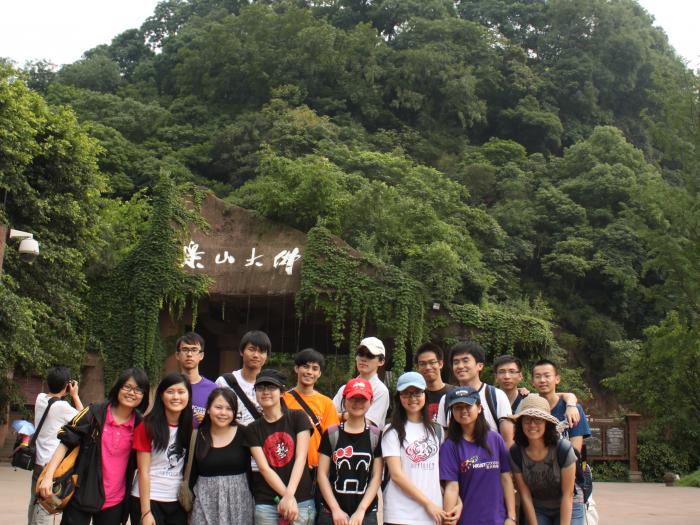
left=356, top=350, right=379, bottom=359
left=399, top=390, right=425, bottom=399
left=254, top=384, right=280, bottom=392
left=121, top=384, right=144, bottom=395
left=177, top=347, right=203, bottom=355
left=417, top=359, right=440, bottom=368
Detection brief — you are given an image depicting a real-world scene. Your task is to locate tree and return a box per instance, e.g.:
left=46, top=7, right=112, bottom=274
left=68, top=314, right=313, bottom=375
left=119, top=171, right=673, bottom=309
left=0, top=67, right=104, bottom=408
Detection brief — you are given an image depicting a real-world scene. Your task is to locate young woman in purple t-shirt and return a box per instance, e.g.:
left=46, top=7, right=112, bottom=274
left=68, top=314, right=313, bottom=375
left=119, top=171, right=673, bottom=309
left=440, top=387, right=516, bottom=525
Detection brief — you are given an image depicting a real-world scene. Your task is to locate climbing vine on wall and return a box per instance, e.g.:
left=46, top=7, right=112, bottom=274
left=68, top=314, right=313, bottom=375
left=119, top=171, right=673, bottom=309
left=446, top=303, right=555, bottom=359
left=90, top=173, right=212, bottom=387
left=297, top=226, right=559, bottom=387
left=297, top=226, right=426, bottom=384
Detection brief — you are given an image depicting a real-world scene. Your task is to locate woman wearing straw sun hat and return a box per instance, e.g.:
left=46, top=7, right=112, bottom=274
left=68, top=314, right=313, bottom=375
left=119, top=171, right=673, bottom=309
left=508, top=395, right=581, bottom=525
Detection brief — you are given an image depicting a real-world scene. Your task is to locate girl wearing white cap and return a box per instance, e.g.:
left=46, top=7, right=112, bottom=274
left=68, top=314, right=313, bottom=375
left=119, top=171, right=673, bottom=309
left=382, top=372, right=460, bottom=525
left=508, top=395, right=580, bottom=525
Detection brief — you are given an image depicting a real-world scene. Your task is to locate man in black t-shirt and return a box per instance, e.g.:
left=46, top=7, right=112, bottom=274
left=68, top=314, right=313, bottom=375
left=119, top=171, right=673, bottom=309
left=414, top=342, right=451, bottom=422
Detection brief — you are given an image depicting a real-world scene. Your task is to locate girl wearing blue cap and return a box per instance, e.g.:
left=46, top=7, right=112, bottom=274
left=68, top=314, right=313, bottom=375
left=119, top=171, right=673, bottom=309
left=382, top=372, right=460, bottom=525
left=439, top=387, right=516, bottom=525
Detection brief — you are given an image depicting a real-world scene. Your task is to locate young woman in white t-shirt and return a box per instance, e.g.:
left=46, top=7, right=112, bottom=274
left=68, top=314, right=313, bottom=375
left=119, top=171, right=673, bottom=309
left=131, top=373, right=193, bottom=525
left=382, top=372, right=460, bottom=525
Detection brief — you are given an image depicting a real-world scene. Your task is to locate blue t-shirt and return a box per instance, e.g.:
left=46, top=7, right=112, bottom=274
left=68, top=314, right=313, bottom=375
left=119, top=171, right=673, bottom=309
left=551, top=397, right=590, bottom=439
left=439, top=430, right=511, bottom=525
left=191, top=376, right=217, bottom=428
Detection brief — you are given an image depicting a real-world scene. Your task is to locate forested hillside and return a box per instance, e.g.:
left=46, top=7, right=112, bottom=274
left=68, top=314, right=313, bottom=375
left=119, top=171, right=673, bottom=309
left=2, top=0, right=699, bottom=475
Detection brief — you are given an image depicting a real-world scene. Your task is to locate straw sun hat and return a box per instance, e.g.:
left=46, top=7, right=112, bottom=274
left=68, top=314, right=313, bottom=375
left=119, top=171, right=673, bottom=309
left=509, top=394, right=561, bottom=426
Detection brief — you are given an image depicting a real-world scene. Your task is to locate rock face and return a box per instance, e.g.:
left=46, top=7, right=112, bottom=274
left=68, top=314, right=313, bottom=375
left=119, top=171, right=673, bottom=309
left=182, top=193, right=307, bottom=297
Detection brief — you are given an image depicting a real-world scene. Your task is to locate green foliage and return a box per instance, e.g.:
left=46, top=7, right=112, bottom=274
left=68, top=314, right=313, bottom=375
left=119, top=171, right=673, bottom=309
left=603, top=313, right=700, bottom=464
left=89, top=174, right=212, bottom=386
left=8, top=0, right=700, bottom=426
left=297, top=226, right=425, bottom=384
left=636, top=438, right=691, bottom=481
left=591, top=461, right=628, bottom=482
left=446, top=303, right=555, bottom=359
left=0, top=66, right=104, bottom=384
left=678, top=468, right=700, bottom=488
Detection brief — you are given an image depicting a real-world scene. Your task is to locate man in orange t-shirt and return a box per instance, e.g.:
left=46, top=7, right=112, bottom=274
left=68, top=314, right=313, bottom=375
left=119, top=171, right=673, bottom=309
left=283, top=348, right=340, bottom=469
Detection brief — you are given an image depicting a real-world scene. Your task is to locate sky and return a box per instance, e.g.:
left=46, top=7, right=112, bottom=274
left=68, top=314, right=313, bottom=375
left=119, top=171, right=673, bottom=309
left=0, top=0, right=698, bottom=69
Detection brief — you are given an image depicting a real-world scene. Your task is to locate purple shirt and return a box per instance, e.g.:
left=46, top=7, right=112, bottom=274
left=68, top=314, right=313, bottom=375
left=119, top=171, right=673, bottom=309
left=439, top=430, right=511, bottom=525
left=191, top=376, right=217, bottom=428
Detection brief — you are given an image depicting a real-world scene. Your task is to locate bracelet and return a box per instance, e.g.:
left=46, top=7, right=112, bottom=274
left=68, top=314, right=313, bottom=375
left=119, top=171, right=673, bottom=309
left=141, top=510, right=152, bottom=520
left=566, top=403, right=577, bottom=408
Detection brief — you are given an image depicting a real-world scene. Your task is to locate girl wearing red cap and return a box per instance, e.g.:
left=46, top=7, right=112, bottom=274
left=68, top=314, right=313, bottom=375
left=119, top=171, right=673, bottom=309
left=317, top=378, right=383, bottom=525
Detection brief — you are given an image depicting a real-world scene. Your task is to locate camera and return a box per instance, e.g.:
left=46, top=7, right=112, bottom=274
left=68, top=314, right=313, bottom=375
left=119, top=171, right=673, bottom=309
left=9, top=229, right=40, bottom=264
left=19, top=238, right=40, bottom=264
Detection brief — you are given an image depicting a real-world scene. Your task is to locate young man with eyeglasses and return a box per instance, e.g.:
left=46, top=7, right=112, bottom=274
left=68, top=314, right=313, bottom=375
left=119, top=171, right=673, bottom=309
left=414, top=342, right=451, bottom=422
left=216, top=330, right=270, bottom=425
left=175, top=331, right=215, bottom=427
left=495, top=355, right=581, bottom=428
left=332, top=337, right=390, bottom=427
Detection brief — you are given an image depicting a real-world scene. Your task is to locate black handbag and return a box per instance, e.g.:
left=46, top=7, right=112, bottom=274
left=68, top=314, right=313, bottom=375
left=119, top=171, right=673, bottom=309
left=11, top=398, right=59, bottom=470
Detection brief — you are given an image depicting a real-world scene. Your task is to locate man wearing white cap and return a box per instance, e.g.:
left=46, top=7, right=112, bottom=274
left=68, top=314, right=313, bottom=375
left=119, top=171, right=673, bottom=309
left=332, top=337, right=390, bottom=427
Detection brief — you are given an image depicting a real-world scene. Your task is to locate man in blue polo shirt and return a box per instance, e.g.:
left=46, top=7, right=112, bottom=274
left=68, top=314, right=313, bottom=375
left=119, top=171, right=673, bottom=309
left=531, top=359, right=590, bottom=451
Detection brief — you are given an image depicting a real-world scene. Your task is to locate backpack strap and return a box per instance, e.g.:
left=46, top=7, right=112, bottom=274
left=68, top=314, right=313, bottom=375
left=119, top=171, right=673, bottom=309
left=368, top=424, right=381, bottom=452
left=288, top=389, right=322, bottom=437
left=483, top=384, right=499, bottom=427
left=431, top=422, right=443, bottom=443
left=510, top=443, right=524, bottom=471
left=223, top=373, right=261, bottom=421
left=557, top=438, right=574, bottom=468
left=327, top=424, right=340, bottom=451
left=30, top=398, right=60, bottom=449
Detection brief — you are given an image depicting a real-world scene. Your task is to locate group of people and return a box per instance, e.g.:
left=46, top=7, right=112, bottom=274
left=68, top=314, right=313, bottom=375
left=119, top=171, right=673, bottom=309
left=28, top=330, right=591, bottom=525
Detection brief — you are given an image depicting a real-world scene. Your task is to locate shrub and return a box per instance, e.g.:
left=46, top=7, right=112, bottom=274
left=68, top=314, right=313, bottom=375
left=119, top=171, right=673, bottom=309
left=678, top=468, right=700, bottom=488
left=591, top=460, right=628, bottom=481
left=636, top=440, right=690, bottom=481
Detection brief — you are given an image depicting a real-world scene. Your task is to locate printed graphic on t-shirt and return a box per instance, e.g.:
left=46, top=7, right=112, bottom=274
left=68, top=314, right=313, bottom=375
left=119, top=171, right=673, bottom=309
left=263, top=431, right=295, bottom=468
left=459, top=454, right=499, bottom=473
left=333, top=445, right=373, bottom=494
left=406, top=435, right=439, bottom=465
left=165, top=442, right=185, bottom=473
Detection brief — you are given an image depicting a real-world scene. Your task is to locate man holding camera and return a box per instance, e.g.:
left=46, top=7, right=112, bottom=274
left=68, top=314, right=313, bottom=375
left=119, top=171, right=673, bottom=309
left=28, top=365, right=83, bottom=525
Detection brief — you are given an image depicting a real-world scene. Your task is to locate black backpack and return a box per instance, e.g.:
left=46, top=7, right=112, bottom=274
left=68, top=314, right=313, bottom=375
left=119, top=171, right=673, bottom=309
left=510, top=439, right=593, bottom=503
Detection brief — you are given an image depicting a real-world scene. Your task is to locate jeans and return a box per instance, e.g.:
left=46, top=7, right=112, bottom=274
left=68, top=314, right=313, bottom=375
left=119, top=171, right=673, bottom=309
left=255, top=499, right=316, bottom=525
left=29, top=465, right=57, bottom=525
left=535, top=501, right=585, bottom=525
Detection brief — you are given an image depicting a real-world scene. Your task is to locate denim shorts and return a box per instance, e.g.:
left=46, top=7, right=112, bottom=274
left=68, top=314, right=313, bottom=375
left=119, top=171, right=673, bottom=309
left=255, top=499, right=316, bottom=525
left=535, top=501, right=585, bottom=525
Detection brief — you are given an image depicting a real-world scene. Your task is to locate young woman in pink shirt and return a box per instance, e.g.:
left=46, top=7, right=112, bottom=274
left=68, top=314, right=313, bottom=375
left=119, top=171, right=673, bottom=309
left=38, top=368, right=150, bottom=525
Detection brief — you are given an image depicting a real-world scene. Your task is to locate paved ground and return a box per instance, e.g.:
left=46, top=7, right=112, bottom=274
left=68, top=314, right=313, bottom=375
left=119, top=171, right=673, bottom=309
left=2, top=464, right=698, bottom=524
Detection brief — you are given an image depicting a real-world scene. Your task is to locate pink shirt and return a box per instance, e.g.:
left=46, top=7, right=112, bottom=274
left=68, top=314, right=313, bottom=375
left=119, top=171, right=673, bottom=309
left=101, top=405, right=136, bottom=509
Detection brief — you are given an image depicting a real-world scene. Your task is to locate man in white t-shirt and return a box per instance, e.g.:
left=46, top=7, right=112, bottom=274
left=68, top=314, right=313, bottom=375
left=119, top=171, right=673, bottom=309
left=436, top=341, right=514, bottom=447
left=29, top=365, right=83, bottom=525
left=215, top=330, right=269, bottom=425
left=332, top=337, right=390, bottom=427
